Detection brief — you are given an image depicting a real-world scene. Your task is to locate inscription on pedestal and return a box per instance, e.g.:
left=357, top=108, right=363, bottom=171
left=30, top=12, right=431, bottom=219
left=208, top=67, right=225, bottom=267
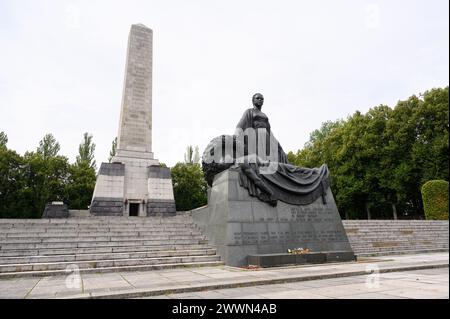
left=290, top=206, right=336, bottom=222
left=232, top=228, right=346, bottom=245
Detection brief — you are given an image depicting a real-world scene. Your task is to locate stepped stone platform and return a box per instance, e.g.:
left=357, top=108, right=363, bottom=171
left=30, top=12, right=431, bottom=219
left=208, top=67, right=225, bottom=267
left=1, top=216, right=447, bottom=278
left=0, top=252, right=447, bottom=299
left=343, top=220, right=449, bottom=256
left=0, top=215, right=223, bottom=278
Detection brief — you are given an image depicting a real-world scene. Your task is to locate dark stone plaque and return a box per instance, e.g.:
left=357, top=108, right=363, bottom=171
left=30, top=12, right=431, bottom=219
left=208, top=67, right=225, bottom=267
left=42, top=203, right=69, bottom=218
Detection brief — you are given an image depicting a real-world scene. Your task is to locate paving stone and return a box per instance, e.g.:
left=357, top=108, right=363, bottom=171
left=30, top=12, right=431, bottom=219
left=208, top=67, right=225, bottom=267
left=259, top=290, right=331, bottom=299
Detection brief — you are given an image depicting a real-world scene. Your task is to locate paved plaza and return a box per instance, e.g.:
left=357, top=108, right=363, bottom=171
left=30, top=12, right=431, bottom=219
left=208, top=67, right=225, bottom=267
left=150, top=268, right=448, bottom=299
left=0, top=252, right=447, bottom=299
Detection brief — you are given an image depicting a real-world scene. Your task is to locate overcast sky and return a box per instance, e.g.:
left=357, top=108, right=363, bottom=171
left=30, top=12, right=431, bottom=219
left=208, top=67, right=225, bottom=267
left=0, top=0, right=448, bottom=167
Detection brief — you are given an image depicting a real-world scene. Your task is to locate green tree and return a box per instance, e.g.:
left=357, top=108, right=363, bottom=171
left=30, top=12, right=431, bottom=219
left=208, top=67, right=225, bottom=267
left=288, top=86, right=449, bottom=220
left=66, top=161, right=96, bottom=210
left=108, top=137, right=117, bottom=162
left=66, top=133, right=97, bottom=209
left=412, top=88, right=449, bottom=183
left=37, top=133, right=60, bottom=159
left=421, top=180, right=449, bottom=220
left=171, top=162, right=207, bottom=211
left=0, top=131, right=7, bottom=149
left=22, top=151, right=70, bottom=217
left=76, top=132, right=96, bottom=170
left=0, top=147, right=31, bottom=218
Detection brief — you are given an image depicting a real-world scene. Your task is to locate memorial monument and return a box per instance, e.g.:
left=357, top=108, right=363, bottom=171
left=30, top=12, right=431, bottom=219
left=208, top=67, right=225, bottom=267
left=192, top=93, right=355, bottom=267
left=90, top=24, right=176, bottom=217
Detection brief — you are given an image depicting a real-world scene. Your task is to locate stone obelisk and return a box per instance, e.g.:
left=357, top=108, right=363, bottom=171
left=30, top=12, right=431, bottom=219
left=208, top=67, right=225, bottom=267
left=116, top=24, right=154, bottom=160
left=90, top=24, right=176, bottom=217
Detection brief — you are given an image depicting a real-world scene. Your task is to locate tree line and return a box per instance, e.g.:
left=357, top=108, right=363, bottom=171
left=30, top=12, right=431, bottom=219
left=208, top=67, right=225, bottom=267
left=0, top=86, right=447, bottom=219
left=287, top=87, right=449, bottom=219
left=0, top=132, right=97, bottom=218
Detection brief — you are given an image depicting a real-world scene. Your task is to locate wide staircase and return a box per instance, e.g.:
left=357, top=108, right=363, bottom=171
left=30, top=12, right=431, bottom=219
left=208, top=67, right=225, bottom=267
left=0, top=215, right=223, bottom=278
left=343, top=220, right=449, bottom=256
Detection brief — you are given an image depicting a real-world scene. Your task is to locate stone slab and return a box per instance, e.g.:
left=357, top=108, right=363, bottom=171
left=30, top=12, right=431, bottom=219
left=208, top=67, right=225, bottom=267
left=148, top=166, right=171, bottom=179
left=98, top=163, right=125, bottom=176
left=147, top=199, right=176, bottom=215
left=90, top=197, right=124, bottom=216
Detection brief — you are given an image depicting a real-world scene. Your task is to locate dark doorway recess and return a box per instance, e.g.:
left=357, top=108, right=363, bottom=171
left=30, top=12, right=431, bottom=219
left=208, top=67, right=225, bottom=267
left=129, top=203, right=139, bottom=216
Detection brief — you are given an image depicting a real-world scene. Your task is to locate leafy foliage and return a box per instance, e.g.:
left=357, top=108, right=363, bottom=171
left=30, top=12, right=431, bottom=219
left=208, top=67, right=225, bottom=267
left=66, top=161, right=96, bottom=210
left=289, top=87, right=449, bottom=219
left=0, top=133, right=96, bottom=218
left=76, top=132, right=96, bottom=170
left=421, top=180, right=449, bottom=220
left=0, top=131, right=8, bottom=149
left=66, top=133, right=97, bottom=210
left=37, top=133, right=60, bottom=159
left=171, top=162, right=207, bottom=211
left=0, top=147, right=31, bottom=218
left=108, top=137, right=117, bottom=163
left=22, top=151, right=70, bottom=217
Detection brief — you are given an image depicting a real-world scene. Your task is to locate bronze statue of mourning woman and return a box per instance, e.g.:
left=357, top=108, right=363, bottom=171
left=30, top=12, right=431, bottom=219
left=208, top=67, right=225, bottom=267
left=202, top=93, right=330, bottom=207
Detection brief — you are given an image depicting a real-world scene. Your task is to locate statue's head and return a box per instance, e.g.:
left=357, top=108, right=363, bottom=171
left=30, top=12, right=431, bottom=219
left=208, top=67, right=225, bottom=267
left=252, top=93, right=264, bottom=108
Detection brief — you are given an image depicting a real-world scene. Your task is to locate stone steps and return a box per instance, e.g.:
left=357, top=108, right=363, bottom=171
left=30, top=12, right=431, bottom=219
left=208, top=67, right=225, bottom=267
left=343, top=220, right=449, bottom=256
left=0, top=243, right=213, bottom=257
left=0, top=223, right=199, bottom=227
left=355, top=248, right=449, bottom=257
left=0, top=255, right=221, bottom=273
left=345, top=230, right=448, bottom=234
left=0, top=230, right=202, bottom=237
left=0, top=215, right=223, bottom=277
left=0, top=248, right=217, bottom=264
left=0, top=261, right=224, bottom=279
left=351, top=244, right=449, bottom=251
left=350, top=236, right=449, bottom=240
left=350, top=241, right=449, bottom=245
left=352, top=242, right=448, bottom=251
left=0, top=224, right=197, bottom=229
left=344, top=227, right=449, bottom=230
left=0, top=239, right=209, bottom=250
left=0, top=235, right=206, bottom=244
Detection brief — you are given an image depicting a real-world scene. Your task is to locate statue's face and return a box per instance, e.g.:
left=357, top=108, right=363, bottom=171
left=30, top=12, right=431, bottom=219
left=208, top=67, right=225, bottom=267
left=253, top=94, right=264, bottom=108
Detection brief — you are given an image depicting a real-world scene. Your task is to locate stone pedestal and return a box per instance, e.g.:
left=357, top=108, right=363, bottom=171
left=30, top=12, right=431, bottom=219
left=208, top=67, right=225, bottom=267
left=42, top=202, right=69, bottom=219
left=192, top=169, right=355, bottom=267
left=90, top=162, right=176, bottom=216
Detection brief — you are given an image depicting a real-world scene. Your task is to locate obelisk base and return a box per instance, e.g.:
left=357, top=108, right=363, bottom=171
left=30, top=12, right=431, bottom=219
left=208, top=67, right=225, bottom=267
left=90, top=153, right=176, bottom=216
